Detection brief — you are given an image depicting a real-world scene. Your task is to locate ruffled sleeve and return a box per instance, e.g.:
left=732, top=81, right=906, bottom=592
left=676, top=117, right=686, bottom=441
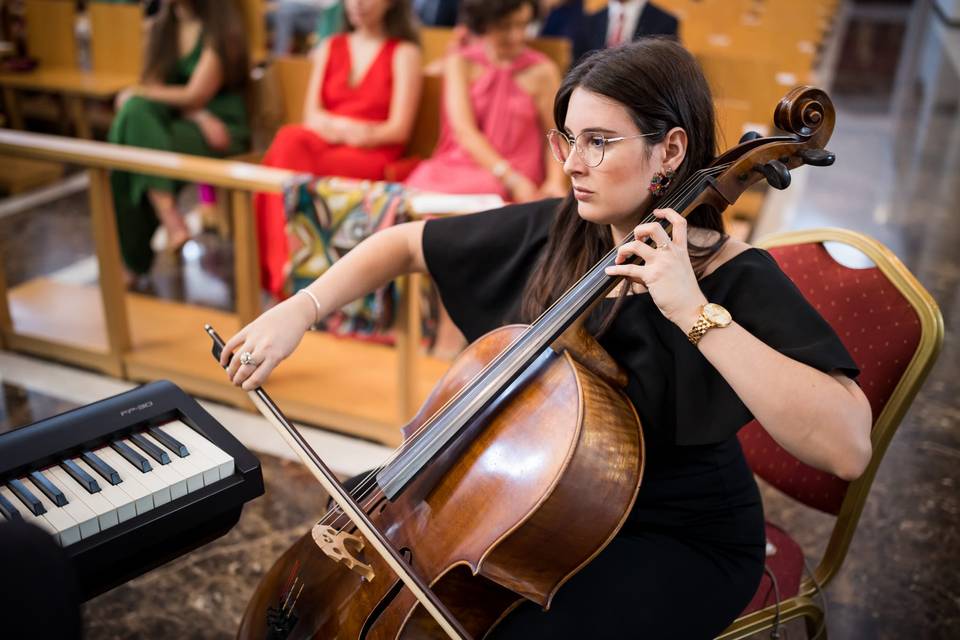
left=671, top=248, right=860, bottom=445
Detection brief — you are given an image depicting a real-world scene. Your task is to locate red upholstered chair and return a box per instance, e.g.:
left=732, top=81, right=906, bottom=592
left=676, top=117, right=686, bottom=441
left=716, top=228, right=943, bottom=640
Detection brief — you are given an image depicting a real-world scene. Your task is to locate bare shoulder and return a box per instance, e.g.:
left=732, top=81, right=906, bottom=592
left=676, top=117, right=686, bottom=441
left=310, top=37, right=332, bottom=65
left=395, top=41, right=422, bottom=64
left=522, top=58, right=561, bottom=86
left=534, top=57, right=561, bottom=79
left=694, top=230, right=753, bottom=277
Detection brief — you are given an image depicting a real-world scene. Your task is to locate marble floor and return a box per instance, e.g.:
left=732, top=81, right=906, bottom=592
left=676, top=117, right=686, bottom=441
left=1, top=1, right=958, bottom=639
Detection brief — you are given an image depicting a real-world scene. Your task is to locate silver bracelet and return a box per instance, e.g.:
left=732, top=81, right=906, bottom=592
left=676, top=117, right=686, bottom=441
left=298, top=288, right=321, bottom=326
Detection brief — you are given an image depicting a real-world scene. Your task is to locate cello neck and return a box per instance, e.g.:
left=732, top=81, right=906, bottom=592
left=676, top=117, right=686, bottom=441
left=376, top=170, right=713, bottom=499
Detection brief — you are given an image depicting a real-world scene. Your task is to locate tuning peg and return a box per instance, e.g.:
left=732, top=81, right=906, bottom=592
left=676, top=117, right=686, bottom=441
left=798, top=148, right=835, bottom=166
left=755, top=160, right=791, bottom=190
left=739, top=131, right=763, bottom=143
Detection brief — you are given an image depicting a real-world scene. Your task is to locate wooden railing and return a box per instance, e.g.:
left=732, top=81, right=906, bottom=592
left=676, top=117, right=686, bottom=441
left=0, top=129, right=444, bottom=446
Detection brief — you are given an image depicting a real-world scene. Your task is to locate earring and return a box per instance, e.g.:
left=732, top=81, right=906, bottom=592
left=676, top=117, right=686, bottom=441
left=648, top=168, right=675, bottom=196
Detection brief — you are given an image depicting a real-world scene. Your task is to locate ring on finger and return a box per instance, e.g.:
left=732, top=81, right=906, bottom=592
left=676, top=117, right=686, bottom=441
left=239, top=351, right=258, bottom=367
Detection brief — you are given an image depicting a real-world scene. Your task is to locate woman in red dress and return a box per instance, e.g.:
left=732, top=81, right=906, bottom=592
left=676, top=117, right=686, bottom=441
left=256, top=0, right=422, bottom=297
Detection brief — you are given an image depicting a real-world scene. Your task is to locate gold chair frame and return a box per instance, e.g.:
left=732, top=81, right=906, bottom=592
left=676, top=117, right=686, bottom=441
left=717, top=228, right=944, bottom=639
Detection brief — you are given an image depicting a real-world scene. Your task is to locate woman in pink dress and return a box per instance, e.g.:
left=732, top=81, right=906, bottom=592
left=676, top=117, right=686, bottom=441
left=405, top=0, right=567, bottom=202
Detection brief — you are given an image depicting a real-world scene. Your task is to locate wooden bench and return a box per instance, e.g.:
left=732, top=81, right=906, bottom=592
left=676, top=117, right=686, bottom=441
left=0, top=1, right=143, bottom=138
left=0, top=129, right=448, bottom=446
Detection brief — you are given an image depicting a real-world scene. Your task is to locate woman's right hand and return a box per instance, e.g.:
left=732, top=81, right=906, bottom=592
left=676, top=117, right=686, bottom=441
left=505, top=172, right=539, bottom=203
left=115, top=86, right=137, bottom=111
left=220, top=293, right=317, bottom=390
left=188, top=109, right=231, bottom=152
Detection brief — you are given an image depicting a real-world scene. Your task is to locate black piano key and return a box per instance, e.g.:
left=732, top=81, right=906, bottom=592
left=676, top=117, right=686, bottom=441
left=28, top=470, right=68, bottom=507
left=131, top=433, right=170, bottom=465
left=0, top=492, right=21, bottom=521
left=8, top=479, right=45, bottom=515
left=111, top=440, right=152, bottom=473
left=82, top=451, right=121, bottom=485
left=61, top=459, right=101, bottom=493
left=149, top=426, right=189, bottom=458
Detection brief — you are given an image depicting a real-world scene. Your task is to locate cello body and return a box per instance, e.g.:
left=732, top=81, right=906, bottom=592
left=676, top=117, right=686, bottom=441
left=238, top=324, right=644, bottom=639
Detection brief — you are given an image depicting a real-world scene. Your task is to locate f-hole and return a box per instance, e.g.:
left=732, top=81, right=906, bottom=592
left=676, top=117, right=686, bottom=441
left=359, top=548, right=413, bottom=639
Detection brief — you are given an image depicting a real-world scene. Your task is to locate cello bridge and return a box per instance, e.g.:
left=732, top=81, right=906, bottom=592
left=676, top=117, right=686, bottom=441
left=311, top=523, right=376, bottom=581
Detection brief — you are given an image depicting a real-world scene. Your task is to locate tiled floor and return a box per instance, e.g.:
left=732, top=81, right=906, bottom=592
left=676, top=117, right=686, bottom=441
left=1, top=2, right=958, bottom=639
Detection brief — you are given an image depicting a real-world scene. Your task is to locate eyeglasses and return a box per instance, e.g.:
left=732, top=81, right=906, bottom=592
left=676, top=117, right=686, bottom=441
left=546, top=129, right=656, bottom=168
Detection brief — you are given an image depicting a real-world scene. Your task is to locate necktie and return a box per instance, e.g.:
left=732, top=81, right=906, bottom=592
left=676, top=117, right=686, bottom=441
left=609, top=10, right=626, bottom=47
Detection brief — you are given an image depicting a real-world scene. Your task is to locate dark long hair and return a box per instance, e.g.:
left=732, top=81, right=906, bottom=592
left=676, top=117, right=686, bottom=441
left=142, top=0, right=249, bottom=90
left=460, top=0, right=538, bottom=34
left=520, top=38, right=727, bottom=332
left=344, top=0, right=420, bottom=45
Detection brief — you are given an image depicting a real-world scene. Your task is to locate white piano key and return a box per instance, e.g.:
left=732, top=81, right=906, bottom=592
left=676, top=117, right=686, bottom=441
left=115, top=438, right=172, bottom=506
left=24, top=480, right=82, bottom=546
left=0, top=485, right=59, bottom=543
left=72, top=458, right=137, bottom=523
left=160, top=422, right=220, bottom=486
left=94, top=447, right=156, bottom=515
left=164, top=421, right=235, bottom=480
left=47, top=466, right=118, bottom=532
left=142, top=432, right=204, bottom=494
left=128, top=435, right=188, bottom=500
left=39, top=466, right=99, bottom=540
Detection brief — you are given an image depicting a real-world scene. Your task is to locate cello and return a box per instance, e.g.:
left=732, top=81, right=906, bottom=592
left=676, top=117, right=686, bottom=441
left=218, top=86, right=836, bottom=640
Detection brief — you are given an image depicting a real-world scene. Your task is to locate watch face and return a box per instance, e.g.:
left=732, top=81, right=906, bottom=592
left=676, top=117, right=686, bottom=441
left=703, top=303, right=732, bottom=326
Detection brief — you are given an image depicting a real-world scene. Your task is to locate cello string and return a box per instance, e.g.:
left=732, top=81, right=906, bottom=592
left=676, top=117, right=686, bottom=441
left=317, top=162, right=736, bottom=531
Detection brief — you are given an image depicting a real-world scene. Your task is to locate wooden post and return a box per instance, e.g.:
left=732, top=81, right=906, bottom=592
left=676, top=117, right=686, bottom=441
left=2, top=87, right=23, bottom=129
left=65, top=95, right=92, bottom=139
left=396, top=272, right=422, bottom=421
left=88, top=168, right=131, bottom=372
left=231, top=189, right=261, bottom=326
left=0, top=253, right=12, bottom=349
left=214, top=186, right=232, bottom=238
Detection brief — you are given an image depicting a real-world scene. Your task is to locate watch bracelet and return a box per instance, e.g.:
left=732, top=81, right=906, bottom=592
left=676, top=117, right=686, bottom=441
left=687, top=315, right=712, bottom=345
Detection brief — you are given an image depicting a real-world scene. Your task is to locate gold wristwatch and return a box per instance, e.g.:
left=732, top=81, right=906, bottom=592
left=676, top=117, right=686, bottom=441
left=687, top=303, right=732, bottom=345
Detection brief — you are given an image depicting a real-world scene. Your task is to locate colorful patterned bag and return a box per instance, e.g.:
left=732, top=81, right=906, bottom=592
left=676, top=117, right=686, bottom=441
left=284, top=177, right=408, bottom=341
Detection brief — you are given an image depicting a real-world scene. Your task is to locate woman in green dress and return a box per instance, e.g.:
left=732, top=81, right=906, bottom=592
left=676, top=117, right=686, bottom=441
left=109, top=0, right=250, bottom=284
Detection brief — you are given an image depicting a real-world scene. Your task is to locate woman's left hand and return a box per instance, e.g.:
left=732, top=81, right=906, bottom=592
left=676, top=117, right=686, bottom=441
left=339, top=119, right=373, bottom=147
left=604, top=208, right=707, bottom=333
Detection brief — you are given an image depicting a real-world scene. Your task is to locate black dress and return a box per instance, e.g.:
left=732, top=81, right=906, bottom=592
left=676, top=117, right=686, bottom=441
left=420, top=199, right=859, bottom=639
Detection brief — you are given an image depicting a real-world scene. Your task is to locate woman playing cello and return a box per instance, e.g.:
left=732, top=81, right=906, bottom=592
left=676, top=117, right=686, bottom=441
left=221, top=39, right=872, bottom=637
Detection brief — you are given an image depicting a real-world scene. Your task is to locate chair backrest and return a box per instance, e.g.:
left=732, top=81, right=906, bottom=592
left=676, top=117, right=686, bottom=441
left=407, top=74, right=443, bottom=159
left=742, top=228, right=943, bottom=588
left=25, top=0, right=78, bottom=70
left=237, top=0, right=268, bottom=64
left=89, top=2, right=144, bottom=77
left=273, top=55, right=313, bottom=125
left=528, top=35, right=572, bottom=72
left=420, top=26, right=455, bottom=70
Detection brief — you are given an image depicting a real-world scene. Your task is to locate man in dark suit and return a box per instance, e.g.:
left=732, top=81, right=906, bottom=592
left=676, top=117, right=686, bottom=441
left=414, top=0, right=460, bottom=27
left=573, top=0, right=679, bottom=63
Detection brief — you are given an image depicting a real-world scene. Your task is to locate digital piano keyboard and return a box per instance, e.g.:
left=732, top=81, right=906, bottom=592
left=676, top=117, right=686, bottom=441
left=0, top=380, right=264, bottom=599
